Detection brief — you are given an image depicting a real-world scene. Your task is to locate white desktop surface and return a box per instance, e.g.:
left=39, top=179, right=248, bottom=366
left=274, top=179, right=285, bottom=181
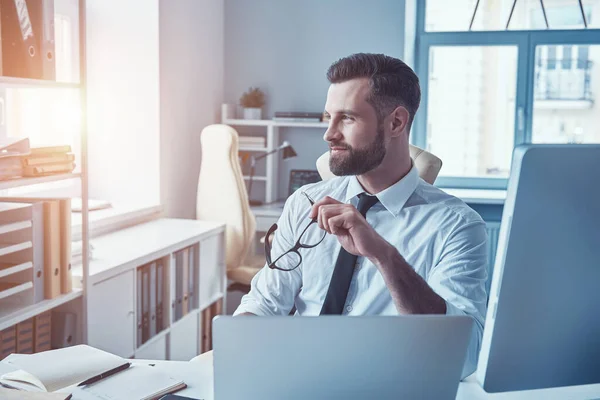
left=149, top=353, right=600, bottom=400
left=2, top=355, right=600, bottom=399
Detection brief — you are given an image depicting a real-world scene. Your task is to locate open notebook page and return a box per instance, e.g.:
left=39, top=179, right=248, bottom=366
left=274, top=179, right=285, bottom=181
left=1, top=345, right=127, bottom=392
left=58, top=364, right=187, bottom=400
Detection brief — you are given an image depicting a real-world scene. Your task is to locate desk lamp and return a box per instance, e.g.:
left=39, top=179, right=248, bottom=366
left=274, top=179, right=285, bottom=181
left=247, top=141, right=297, bottom=206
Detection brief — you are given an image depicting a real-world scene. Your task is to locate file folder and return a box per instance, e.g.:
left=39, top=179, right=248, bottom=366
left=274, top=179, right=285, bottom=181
left=181, top=249, right=189, bottom=316
left=136, top=267, right=143, bottom=347
left=43, top=201, right=61, bottom=299
left=141, top=265, right=150, bottom=344
left=149, top=262, right=157, bottom=338
left=156, top=260, right=164, bottom=333
left=59, top=199, right=72, bottom=294
left=188, top=246, right=195, bottom=311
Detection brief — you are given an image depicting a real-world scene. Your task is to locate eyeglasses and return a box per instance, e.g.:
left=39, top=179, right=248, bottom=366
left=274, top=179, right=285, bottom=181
left=265, top=191, right=327, bottom=272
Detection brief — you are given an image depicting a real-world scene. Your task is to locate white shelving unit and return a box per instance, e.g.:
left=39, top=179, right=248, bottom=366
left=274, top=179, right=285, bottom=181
left=0, top=0, right=90, bottom=355
left=223, top=118, right=328, bottom=203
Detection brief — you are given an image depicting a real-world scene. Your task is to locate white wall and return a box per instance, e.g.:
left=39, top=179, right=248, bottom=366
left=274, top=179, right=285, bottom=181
left=159, top=0, right=225, bottom=219
left=86, top=0, right=160, bottom=207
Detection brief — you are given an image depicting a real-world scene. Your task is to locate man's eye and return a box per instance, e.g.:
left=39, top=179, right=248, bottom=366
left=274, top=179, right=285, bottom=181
left=341, top=115, right=353, bottom=121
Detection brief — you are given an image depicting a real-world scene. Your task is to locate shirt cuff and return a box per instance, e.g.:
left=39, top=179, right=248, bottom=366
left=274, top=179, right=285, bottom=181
left=233, top=300, right=270, bottom=316
left=445, top=299, right=467, bottom=316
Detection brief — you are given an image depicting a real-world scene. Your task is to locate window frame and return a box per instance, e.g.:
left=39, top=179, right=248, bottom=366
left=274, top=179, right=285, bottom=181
left=414, top=0, right=600, bottom=189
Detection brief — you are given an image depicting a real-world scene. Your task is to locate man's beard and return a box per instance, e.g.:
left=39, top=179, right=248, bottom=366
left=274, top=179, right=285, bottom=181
left=329, top=128, right=386, bottom=176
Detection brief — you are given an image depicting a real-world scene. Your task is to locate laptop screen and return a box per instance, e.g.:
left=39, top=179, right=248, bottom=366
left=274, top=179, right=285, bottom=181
left=288, top=169, right=321, bottom=197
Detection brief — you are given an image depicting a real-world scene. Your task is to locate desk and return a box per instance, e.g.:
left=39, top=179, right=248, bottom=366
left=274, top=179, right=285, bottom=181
left=144, top=352, right=600, bottom=400
left=2, top=355, right=600, bottom=399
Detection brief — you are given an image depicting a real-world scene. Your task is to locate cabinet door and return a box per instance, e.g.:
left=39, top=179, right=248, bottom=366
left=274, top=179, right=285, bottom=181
left=199, top=233, right=225, bottom=310
left=88, top=271, right=135, bottom=357
left=135, top=335, right=166, bottom=360
left=169, top=312, right=198, bottom=361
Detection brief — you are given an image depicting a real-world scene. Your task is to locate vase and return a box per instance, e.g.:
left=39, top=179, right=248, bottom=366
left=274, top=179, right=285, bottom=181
left=243, top=108, right=262, bottom=120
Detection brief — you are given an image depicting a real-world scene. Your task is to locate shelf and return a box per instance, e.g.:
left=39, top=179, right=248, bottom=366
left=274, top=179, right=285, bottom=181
left=239, top=147, right=268, bottom=152
left=0, top=289, right=82, bottom=331
left=0, top=261, right=33, bottom=279
left=223, top=119, right=271, bottom=126
left=0, top=241, right=32, bottom=257
left=224, top=118, right=328, bottom=129
left=0, top=281, right=33, bottom=301
left=0, top=76, right=80, bottom=89
left=0, top=221, right=32, bottom=236
left=243, top=175, right=267, bottom=181
left=0, top=173, right=81, bottom=191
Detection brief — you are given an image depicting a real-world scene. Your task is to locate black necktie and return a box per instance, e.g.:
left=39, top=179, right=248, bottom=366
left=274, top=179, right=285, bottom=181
left=320, top=193, right=380, bottom=315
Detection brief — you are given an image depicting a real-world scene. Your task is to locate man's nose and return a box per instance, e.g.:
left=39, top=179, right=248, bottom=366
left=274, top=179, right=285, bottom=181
left=323, top=121, right=342, bottom=143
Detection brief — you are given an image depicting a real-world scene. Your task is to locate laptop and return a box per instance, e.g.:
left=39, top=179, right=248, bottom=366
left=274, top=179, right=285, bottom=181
left=213, top=315, right=473, bottom=400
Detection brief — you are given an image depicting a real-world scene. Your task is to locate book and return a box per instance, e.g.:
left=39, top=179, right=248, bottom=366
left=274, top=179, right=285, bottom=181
left=22, top=154, right=75, bottom=166
left=0, top=345, right=128, bottom=392
left=0, top=345, right=187, bottom=400
left=274, top=111, right=323, bottom=119
left=23, top=163, right=75, bottom=177
left=0, top=388, right=71, bottom=400
left=29, top=146, right=72, bottom=155
left=64, top=364, right=187, bottom=400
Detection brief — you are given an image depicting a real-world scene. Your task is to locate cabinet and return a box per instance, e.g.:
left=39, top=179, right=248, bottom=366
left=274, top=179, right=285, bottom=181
left=72, top=218, right=226, bottom=360
left=88, top=271, right=135, bottom=357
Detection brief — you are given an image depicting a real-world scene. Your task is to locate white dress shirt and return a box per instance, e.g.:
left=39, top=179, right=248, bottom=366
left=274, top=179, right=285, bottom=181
left=234, top=165, right=488, bottom=376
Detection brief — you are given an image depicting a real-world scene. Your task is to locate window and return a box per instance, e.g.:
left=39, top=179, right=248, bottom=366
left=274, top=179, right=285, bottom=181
left=415, top=0, right=600, bottom=188
left=425, top=0, right=598, bottom=32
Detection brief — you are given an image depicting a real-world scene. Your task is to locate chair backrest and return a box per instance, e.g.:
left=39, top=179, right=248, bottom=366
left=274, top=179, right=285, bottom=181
left=197, top=124, right=256, bottom=271
left=316, top=144, right=442, bottom=184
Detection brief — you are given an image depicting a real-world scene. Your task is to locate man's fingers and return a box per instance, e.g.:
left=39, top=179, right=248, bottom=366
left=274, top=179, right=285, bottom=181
left=309, top=196, right=342, bottom=219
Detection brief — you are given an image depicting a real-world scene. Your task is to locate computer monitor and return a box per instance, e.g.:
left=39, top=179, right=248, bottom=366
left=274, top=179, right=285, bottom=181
left=288, top=169, right=321, bottom=197
left=477, top=144, right=600, bottom=392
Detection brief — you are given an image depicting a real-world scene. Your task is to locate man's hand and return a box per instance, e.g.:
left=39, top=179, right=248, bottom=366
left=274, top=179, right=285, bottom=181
left=308, top=196, right=388, bottom=259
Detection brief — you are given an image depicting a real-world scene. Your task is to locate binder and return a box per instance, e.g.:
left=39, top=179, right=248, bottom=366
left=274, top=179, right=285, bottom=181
left=172, top=252, right=181, bottom=322
left=181, top=249, right=189, bottom=316
left=188, top=246, right=195, bottom=311
left=43, top=201, right=61, bottom=299
left=16, top=318, right=34, bottom=354
left=50, top=311, right=76, bottom=348
left=156, top=260, right=164, bottom=333
left=141, top=265, right=149, bottom=344
left=0, top=326, right=16, bottom=360
left=149, top=262, right=157, bottom=338
left=33, top=311, right=51, bottom=353
left=136, top=267, right=142, bottom=347
left=58, top=199, right=72, bottom=294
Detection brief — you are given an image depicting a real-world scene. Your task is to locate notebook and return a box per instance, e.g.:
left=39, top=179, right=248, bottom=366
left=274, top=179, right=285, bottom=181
left=0, top=345, right=127, bottom=392
left=0, top=345, right=186, bottom=399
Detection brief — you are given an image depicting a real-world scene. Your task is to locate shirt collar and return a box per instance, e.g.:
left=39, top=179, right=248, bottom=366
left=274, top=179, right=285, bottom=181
left=344, top=164, right=419, bottom=217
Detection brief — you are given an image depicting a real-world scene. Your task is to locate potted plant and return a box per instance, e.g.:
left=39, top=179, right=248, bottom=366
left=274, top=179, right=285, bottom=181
left=239, top=87, right=265, bottom=120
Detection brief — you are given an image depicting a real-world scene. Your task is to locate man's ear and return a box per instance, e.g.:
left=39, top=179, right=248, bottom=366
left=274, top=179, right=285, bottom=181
left=390, top=106, right=410, bottom=137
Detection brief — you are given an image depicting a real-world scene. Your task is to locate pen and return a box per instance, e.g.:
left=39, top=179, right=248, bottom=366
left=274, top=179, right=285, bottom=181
left=77, top=362, right=131, bottom=386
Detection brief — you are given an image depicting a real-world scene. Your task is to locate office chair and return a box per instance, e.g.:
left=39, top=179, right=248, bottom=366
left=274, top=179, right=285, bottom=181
left=197, top=124, right=443, bottom=292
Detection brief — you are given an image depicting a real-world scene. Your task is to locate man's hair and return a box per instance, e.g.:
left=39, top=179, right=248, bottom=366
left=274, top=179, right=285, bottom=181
left=326, top=53, right=421, bottom=131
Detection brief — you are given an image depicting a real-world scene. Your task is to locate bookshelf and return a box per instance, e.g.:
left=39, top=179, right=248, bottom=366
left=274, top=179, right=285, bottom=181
left=0, top=0, right=90, bottom=357
left=223, top=118, right=328, bottom=203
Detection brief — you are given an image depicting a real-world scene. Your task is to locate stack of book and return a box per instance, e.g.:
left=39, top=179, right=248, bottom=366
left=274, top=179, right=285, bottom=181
left=239, top=136, right=266, bottom=149
left=21, top=146, right=75, bottom=177
left=273, top=111, right=323, bottom=122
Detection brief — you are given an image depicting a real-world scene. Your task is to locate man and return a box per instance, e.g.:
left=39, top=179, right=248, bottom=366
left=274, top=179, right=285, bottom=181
left=234, top=53, right=488, bottom=376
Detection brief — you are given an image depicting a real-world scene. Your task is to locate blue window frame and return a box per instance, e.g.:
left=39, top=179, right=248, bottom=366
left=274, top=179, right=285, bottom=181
left=413, top=0, right=600, bottom=190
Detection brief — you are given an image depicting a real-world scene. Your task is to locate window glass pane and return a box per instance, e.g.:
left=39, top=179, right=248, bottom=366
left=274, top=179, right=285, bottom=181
left=425, top=0, right=600, bottom=31
left=532, top=44, right=599, bottom=143
left=426, top=46, right=518, bottom=178
left=425, top=0, right=478, bottom=32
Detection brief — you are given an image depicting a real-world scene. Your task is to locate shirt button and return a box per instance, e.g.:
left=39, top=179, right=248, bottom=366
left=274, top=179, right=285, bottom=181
left=346, top=305, right=353, bottom=313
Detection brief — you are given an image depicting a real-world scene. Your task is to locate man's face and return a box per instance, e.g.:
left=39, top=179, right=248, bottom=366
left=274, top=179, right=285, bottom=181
left=323, top=78, right=387, bottom=176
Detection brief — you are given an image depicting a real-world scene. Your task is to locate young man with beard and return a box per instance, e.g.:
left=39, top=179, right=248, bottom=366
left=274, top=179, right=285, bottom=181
left=234, top=53, right=488, bottom=375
